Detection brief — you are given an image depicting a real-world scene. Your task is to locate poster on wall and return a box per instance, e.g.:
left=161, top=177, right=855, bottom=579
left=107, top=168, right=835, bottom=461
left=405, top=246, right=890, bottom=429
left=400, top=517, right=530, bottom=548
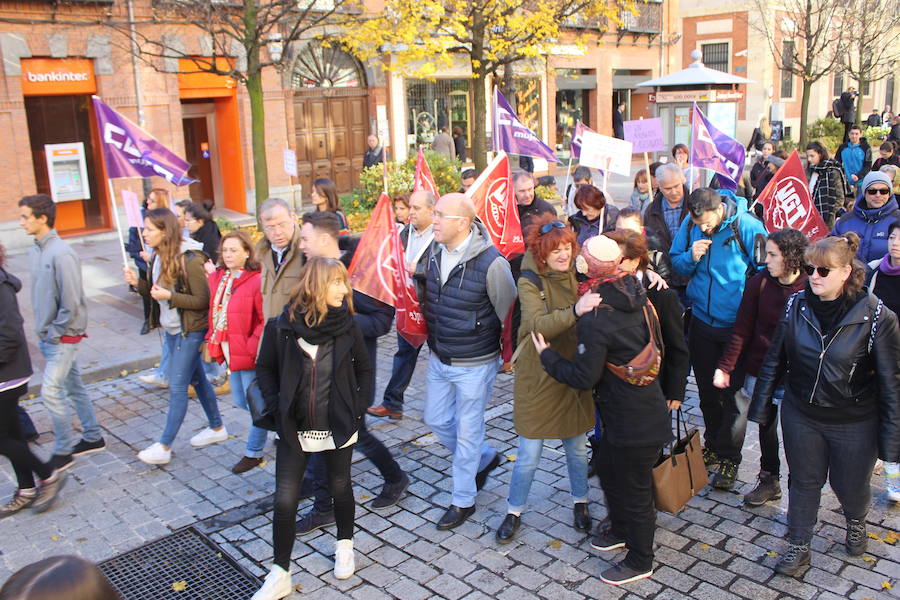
left=45, top=142, right=90, bottom=203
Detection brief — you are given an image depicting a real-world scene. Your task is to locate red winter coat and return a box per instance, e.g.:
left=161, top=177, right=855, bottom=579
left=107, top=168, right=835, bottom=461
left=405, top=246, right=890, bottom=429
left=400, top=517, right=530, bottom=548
left=206, top=269, right=264, bottom=372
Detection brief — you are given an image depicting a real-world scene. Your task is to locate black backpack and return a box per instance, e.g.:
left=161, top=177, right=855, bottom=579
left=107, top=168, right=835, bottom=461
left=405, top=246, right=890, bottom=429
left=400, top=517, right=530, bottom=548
left=832, top=98, right=843, bottom=119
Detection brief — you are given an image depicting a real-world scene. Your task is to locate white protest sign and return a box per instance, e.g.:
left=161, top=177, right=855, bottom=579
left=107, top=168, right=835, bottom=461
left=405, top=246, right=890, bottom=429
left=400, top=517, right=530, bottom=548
left=577, top=130, right=633, bottom=176
left=283, top=149, right=297, bottom=177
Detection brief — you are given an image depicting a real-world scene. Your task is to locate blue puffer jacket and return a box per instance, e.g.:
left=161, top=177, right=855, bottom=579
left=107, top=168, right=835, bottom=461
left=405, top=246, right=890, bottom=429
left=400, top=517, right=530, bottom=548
left=832, top=194, right=900, bottom=263
left=670, top=190, right=767, bottom=327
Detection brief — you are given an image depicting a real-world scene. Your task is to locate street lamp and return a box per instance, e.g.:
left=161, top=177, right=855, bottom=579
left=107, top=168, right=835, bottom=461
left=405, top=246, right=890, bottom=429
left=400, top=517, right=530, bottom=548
left=266, top=33, right=284, bottom=64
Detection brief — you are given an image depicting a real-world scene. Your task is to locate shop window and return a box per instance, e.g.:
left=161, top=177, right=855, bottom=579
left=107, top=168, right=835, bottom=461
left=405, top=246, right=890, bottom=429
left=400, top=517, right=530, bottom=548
left=291, top=44, right=363, bottom=88
left=406, top=79, right=470, bottom=150
left=513, top=78, right=542, bottom=138
left=701, top=42, right=729, bottom=73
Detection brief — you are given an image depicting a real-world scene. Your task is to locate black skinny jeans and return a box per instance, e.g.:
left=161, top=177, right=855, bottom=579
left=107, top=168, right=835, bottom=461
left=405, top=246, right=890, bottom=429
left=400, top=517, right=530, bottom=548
left=688, top=319, right=748, bottom=463
left=595, top=436, right=662, bottom=572
left=0, top=386, right=52, bottom=489
left=273, top=438, right=355, bottom=570
left=309, top=416, right=403, bottom=513
left=781, top=399, right=877, bottom=544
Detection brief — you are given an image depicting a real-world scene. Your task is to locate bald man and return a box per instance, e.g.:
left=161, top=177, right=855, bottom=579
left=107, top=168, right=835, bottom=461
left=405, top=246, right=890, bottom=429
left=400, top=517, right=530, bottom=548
left=422, top=193, right=517, bottom=530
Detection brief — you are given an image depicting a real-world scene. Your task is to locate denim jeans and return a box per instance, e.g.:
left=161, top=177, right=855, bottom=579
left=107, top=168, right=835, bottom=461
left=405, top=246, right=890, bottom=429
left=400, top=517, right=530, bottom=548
left=743, top=374, right=783, bottom=476
left=160, top=331, right=223, bottom=447
left=781, top=399, right=877, bottom=543
left=309, top=414, right=404, bottom=513
left=155, top=333, right=171, bottom=383
left=424, top=355, right=499, bottom=508
left=381, top=332, right=422, bottom=412
left=688, top=319, right=748, bottom=463
left=507, top=435, right=588, bottom=513
left=595, top=436, right=662, bottom=572
left=230, top=369, right=268, bottom=458
left=272, top=439, right=354, bottom=570
left=38, top=340, right=102, bottom=455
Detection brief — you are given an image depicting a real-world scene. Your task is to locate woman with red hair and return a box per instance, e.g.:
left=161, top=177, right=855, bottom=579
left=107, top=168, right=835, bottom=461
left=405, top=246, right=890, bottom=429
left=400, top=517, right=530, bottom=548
left=495, top=214, right=602, bottom=545
left=569, top=185, right=619, bottom=246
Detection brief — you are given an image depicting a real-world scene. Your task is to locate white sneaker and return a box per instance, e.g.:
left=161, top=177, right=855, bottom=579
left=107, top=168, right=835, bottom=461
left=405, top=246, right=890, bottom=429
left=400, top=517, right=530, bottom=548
left=138, top=443, right=171, bottom=465
left=334, top=539, right=355, bottom=580
left=190, top=427, right=228, bottom=447
left=886, top=462, right=900, bottom=502
left=251, top=565, right=292, bottom=600
left=138, top=372, right=169, bottom=388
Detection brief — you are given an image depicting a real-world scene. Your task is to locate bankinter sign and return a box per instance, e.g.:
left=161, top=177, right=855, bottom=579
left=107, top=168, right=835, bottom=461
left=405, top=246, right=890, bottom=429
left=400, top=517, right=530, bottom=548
left=20, top=58, right=96, bottom=96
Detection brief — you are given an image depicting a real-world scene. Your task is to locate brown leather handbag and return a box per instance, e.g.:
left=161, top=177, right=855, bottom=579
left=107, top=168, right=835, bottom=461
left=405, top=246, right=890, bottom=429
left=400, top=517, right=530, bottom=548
left=605, top=301, right=664, bottom=387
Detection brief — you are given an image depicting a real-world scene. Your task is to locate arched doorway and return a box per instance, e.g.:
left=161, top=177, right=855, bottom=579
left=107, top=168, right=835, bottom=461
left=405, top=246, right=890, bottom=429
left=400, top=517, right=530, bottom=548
left=292, top=44, right=368, bottom=195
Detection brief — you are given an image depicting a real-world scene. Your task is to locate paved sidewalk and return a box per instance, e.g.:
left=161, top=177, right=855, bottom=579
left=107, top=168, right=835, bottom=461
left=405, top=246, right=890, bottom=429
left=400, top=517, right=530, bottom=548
left=2, top=330, right=900, bottom=599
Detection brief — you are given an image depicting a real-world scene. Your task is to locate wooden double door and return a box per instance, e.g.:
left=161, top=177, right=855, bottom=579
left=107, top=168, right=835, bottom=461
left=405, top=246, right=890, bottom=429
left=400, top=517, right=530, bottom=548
left=293, top=90, right=368, bottom=196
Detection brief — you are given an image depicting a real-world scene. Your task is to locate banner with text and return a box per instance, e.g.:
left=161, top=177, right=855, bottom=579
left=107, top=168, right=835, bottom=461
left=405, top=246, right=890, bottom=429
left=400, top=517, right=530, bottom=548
left=92, top=96, right=195, bottom=186
left=577, top=130, right=633, bottom=176
left=623, top=118, right=665, bottom=154
left=493, top=88, right=560, bottom=163
left=757, top=150, right=827, bottom=241
left=465, top=151, right=525, bottom=258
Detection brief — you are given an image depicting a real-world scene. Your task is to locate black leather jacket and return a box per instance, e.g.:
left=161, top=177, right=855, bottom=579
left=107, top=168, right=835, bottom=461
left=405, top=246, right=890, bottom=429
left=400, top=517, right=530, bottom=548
left=750, top=290, right=900, bottom=460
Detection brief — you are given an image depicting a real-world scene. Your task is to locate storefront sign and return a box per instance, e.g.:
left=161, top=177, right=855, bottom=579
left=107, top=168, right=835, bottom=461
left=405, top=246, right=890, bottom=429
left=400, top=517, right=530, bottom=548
left=653, top=90, right=713, bottom=103
left=45, top=142, right=91, bottom=202
left=21, top=58, right=96, bottom=96
left=652, top=89, right=744, bottom=103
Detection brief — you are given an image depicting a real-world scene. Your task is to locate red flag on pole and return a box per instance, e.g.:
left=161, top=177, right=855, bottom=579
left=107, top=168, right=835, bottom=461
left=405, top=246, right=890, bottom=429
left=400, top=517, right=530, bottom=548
left=464, top=151, right=525, bottom=258
left=756, top=150, right=827, bottom=241
left=414, top=147, right=440, bottom=198
left=348, top=193, right=428, bottom=347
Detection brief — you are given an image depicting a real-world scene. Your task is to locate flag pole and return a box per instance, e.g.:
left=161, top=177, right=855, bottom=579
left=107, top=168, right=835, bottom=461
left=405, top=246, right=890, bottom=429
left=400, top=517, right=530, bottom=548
left=561, top=155, right=574, bottom=212
left=603, top=157, right=611, bottom=194
left=108, top=179, right=130, bottom=269
left=639, top=117, right=653, bottom=196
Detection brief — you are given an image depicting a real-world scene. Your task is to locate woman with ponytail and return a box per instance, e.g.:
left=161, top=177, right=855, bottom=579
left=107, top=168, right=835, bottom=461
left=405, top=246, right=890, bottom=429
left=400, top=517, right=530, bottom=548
left=750, top=232, right=900, bottom=576
left=123, top=209, right=226, bottom=465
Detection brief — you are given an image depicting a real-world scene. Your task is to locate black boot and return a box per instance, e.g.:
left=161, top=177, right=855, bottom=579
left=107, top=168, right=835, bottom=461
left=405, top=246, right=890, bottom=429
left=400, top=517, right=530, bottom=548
left=775, top=541, right=810, bottom=577
left=573, top=502, right=591, bottom=533
left=744, top=471, right=781, bottom=506
left=495, top=514, right=521, bottom=543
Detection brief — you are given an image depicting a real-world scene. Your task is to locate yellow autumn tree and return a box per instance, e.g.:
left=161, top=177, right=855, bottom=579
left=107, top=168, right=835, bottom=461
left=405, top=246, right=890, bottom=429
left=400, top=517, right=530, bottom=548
left=340, top=0, right=636, bottom=172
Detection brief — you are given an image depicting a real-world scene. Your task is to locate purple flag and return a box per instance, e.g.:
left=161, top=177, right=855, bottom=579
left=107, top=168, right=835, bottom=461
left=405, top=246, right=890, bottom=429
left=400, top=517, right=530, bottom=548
left=690, top=104, right=745, bottom=189
left=493, top=89, right=560, bottom=163
left=570, top=121, right=591, bottom=160
left=93, top=96, right=196, bottom=186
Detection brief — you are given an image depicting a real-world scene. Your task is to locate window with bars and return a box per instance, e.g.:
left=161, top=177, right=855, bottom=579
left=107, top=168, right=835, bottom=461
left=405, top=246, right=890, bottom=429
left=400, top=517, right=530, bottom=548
left=780, top=41, right=794, bottom=98
left=701, top=43, right=729, bottom=73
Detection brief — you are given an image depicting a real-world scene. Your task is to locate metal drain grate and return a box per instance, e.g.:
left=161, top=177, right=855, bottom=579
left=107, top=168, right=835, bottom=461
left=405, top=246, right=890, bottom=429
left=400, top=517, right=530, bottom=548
left=98, top=527, right=260, bottom=599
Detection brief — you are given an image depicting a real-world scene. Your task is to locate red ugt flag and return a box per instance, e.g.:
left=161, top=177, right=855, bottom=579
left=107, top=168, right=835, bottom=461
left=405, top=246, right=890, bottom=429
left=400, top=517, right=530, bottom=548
left=464, top=151, right=525, bottom=258
left=414, top=147, right=439, bottom=198
left=757, top=150, right=827, bottom=242
left=348, top=193, right=428, bottom=347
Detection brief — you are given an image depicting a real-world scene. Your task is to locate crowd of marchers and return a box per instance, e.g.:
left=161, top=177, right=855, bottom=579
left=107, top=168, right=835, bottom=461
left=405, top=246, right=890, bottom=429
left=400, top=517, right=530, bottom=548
left=2, top=120, right=900, bottom=596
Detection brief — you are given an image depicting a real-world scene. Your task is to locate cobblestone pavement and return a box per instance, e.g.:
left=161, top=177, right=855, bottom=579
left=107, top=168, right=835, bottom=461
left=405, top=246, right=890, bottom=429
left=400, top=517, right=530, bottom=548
left=3, top=332, right=900, bottom=599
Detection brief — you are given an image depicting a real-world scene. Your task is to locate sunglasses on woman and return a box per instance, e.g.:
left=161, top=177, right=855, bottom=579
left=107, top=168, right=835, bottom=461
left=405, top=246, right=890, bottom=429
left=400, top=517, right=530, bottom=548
left=804, top=264, right=831, bottom=277
left=539, top=221, right=567, bottom=235
left=866, top=187, right=891, bottom=196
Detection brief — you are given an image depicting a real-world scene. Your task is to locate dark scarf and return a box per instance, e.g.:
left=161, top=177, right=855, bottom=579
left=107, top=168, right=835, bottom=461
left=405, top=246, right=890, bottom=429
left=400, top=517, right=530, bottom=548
left=805, top=282, right=863, bottom=336
left=283, top=301, right=353, bottom=344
